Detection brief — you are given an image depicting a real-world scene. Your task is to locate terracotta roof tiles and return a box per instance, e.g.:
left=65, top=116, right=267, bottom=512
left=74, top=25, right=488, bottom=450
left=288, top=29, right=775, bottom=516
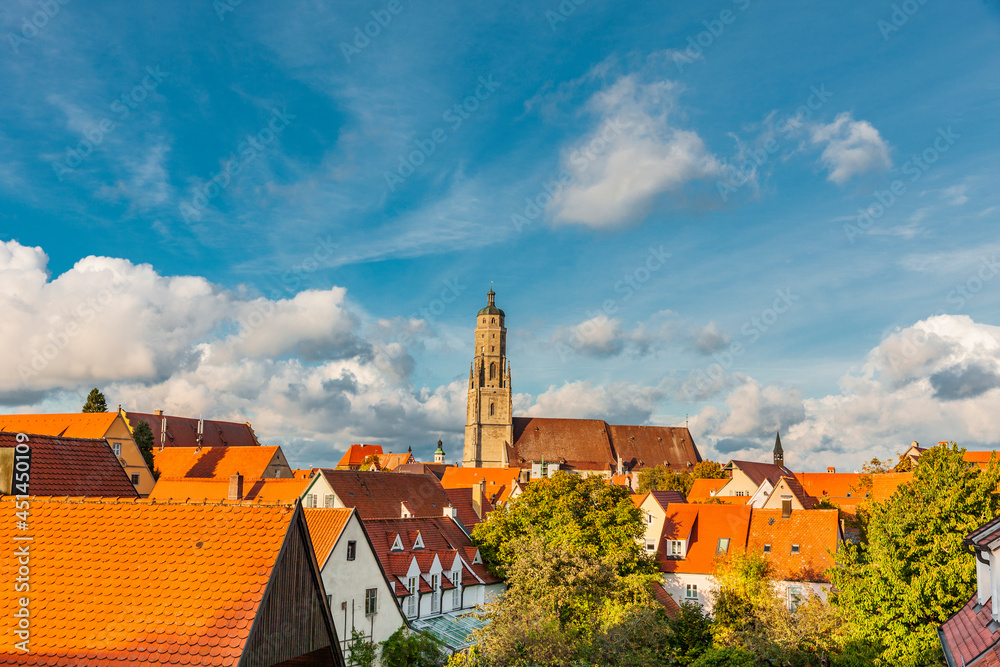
left=511, top=417, right=615, bottom=470
left=321, top=470, right=451, bottom=519
left=658, top=505, right=752, bottom=574
left=940, top=595, right=1000, bottom=666
left=747, top=509, right=839, bottom=582
left=149, top=476, right=310, bottom=502
left=687, top=479, right=727, bottom=500
left=121, top=411, right=261, bottom=449
left=337, top=444, right=383, bottom=468
left=303, top=508, right=355, bottom=568
left=153, top=446, right=283, bottom=480
left=0, top=413, right=120, bottom=440
left=440, top=467, right=521, bottom=505
left=607, top=425, right=701, bottom=469
left=0, top=432, right=138, bottom=498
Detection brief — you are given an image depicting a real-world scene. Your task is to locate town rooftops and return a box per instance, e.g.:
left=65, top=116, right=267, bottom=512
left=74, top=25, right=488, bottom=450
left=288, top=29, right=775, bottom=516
left=0, top=497, right=342, bottom=666
left=121, top=410, right=261, bottom=449
left=940, top=596, right=1000, bottom=667
left=649, top=490, right=688, bottom=507
left=337, top=444, right=384, bottom=468
left=0, top=432, right=138, bottom=498
left=795, top=472, right=866, bottom=501
left=747, top=509, right=840, bottom=582
left=0, top=412, right=120, bottom=439
left=607, top=424, right=701, bottom=469
left=772, top=476, right=818, bottom=510
left=321, top=470, right=453, bottom=519
left=440, top=466, right=522, bottom=505
left=727, top=460, right=795, bottom=487
left=687, top=478, right=728, bottom=500
left=153, top=445, right=290, bottom=479
left=149, top=476, right=311, bottom=502
left=658, top=504, right=753, bottom=574
left=303, top=507, right=355, bottom=568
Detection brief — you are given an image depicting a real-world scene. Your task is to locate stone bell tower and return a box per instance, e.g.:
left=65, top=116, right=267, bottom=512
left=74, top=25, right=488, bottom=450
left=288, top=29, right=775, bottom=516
left=463, top=288, right=512, bottom=468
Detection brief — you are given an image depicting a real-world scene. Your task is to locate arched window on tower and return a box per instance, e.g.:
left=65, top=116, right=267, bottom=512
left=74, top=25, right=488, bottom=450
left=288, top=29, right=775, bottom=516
left=491, top=318, right=495, bottom=323
left=489, top=362, right=496, bottom=380
left=490, top=403, right=495, bottom=416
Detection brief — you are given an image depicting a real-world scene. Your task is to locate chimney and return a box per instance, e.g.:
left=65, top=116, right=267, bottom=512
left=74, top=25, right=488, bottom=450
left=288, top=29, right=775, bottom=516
left=197, top=419, right=204, bottom=448
left=443, top=505, right=458, bottom=520
left=229, top=472, right=244, bottom=500
left=616, top=455, right=624, bottom=476
left=827, top=466, right=836, bottom=473
left=154, top=409, right=163, bottom=416
left=159, top=418, right=167, bottom=452
left=781, top=499, right=792, bottom=518
left=519, top=469, right=530, bottom=484
left=472, top=479, right=486, bottom=520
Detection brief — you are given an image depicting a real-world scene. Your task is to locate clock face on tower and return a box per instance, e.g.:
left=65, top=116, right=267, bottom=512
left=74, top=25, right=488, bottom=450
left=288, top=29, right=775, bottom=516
left=463, top=289, right=513, bottom=468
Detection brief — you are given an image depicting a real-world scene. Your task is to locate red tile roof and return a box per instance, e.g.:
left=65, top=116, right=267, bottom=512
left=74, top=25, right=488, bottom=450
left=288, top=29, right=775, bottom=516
left=940, top=595, right=1000, bottom=666
left=511, top=417, right=615, bottom=471
left=378, top=452, right=415, bottom=471
left=687, top=478, right=727, bottom=500
left=440, top=467, right=521, bottom=505
left=443, top=487, right=494, bottom=528
left=321, top=470, right=451, bottom=519
left=730, top=460, right=794, bottom=487
left=795, top=472, right=866, bottom=500
left=649, top=490, right=687, bottom=507
left=747, top=509, right=839, bottom=582
left=658, top=505, right=753, bottom=574
left=337, top=444, right=384, bottom=468
left=149, top=476, right=311, bottom=502
left=0, top=497, right=313, bottom=666
left=607, top=425, right=701, bottom=469
left=0, top=413, right=120, bottom=439
left=964, top=451, right=1000, bottom=469
left=0, top=432, right=137, bottom=498
left=304, top=508, right=355, bottom=568
left=153, top=446, right=284, bottom=479
left=773, top=476, right=818, bottom=510
left=651, top=582, right=682, bottom=619
left=872, top=472, right=914, bottom=501
left=121, top=410, right=261, bottom=448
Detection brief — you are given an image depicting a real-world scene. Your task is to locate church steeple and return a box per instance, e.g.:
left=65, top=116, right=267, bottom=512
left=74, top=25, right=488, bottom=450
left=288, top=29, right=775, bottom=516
left=773, top=430, right=784, bottom=467
left=464, top=288, right=513, bottom=468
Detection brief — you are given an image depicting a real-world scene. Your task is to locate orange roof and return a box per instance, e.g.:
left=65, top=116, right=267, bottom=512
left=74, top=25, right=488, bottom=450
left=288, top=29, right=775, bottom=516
left=337, top=444, right=384, bottom=468
left=0, top=412, right=120, bottom=439
left=631, top=493, right=648, bottom=508
left=149, top=476, right=311, bottom=501
left=688, top=478, right=727, bottom=500
left=0, top=497, right=302, bottom=665
left=659, top=504, right=752, bottom=574
left=304, top=508, right=355, bottom=568
left=378, top=452, right=414, bottom=471
left=795, top=472, right=866, bottom=500
left=747, top=509, right=840, bottom=582
left=964, top=451, right=1000, bottom=469
left=872, top=472, right=914, bottom=501
left=153, top=446, right=281, bottom=479
left=440, top=466, right=522, bottom=505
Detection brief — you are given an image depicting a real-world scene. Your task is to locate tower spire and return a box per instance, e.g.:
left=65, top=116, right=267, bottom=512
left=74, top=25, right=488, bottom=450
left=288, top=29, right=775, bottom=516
left=773, top=430, right=784, bottom=467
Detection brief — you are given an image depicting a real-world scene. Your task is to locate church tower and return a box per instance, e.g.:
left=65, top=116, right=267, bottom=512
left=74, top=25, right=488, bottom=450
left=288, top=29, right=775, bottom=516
left=463, top=288, right=513, bottom=468
left=773, top=430, right=784, bottom=467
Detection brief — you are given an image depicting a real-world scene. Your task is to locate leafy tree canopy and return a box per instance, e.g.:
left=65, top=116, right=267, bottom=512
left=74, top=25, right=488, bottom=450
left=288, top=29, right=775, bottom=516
left=831, top=442, right=1000, bottom=666
left=637, top=460, right=727, bottom=496
left=132, top=420, right=156, bottom=474
left=82, top=388, right=107, bottom=413
left=472, top=471, right=655, bottom=578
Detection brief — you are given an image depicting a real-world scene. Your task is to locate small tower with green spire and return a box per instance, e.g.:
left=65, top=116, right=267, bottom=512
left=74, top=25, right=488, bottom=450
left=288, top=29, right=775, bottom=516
left=434, top=439, right=445, bottom=464
left=773, top=430, right=784, bottom=467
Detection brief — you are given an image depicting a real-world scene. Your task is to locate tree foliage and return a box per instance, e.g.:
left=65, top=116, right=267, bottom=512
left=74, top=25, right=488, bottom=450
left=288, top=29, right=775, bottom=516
left=831, top=442, right=1000, bottom=666
left=82, top=388, right=107, bottom=413
left=471, top=471, right=656, bottom=578
left=132, top=420, right=156, bottom=473
left=379, top=627, right=447, bottom=667
left=637, top=460, right=727, bottom=496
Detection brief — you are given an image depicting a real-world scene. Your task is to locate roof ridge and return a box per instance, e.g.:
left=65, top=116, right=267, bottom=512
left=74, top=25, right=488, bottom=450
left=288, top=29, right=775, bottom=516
left=3, top=496, right=296, bottom=507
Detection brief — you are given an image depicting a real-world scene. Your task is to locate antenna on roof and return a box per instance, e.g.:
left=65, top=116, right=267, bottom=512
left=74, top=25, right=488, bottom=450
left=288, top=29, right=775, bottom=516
left=685, top=414, right=689, bottom=428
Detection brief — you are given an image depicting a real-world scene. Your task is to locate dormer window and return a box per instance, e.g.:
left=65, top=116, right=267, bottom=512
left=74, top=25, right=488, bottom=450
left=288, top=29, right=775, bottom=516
left=717, top=538, right=730, bottom=555
left=391, top=534, right=404, bottom=551
left=413, top=532, right=425, bottom=550
left=472, top=549, right=483, bottom=565
left=791, top=544, right=800, bottom=554
left=763, top=544, right=771, bottom=553
left=669, top=540, right=684, bottom=557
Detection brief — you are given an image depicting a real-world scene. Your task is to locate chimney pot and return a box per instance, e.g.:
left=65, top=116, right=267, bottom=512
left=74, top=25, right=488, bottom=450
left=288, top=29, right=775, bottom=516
left=827, top=466, right=836, bottom=473
left=154, top=409, right=163, bottom=416
left=229, top=472, right=244, bottom=501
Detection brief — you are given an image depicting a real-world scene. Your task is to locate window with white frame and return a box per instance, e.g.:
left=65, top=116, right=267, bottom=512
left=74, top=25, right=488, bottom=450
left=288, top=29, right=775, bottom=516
left=324, top=494, right=335, bottom=507
left=112, top=442, right=122, bottom=457
left=647, top=514, right=654, bottom=525
left=451, top=570, right=460, bottom=609
left=717, top=538, right=730, bottom=555
left=685, top=584, right=698, bottom=600
left=407, top=577, right=417, bottom=617
left=787, top=584, right=804, bottom=612
left=431, top=574, right=440, bottom=614
left=365, top=588, right=377, bottom=615
left=645, top=540, right=656, bottom=552
left=669, top=540, right=683, bottom=557
left=735, top=491, right=749, bottom=497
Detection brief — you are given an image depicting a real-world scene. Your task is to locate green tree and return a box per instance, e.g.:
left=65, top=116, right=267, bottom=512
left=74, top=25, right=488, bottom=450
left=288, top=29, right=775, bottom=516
left=831, top=442, right=1000, bottom=666
left=82, top=388, right=107, bottom=413
left=379, top=627, right=446, bottom=667
left=349, top=629, right=377, bottom=667
left=691, top=460, right=727, bottom=480
left=132, top=420, right=156, bottom=473
left=637, top=460, right=726, bottom=496
left=689, top=647, right=759, bottom=667
left=664, top=601, right=714, bottom=665
left=472, top=471, right=656, bottom=578
left=465, top=537, right=671, bottom=667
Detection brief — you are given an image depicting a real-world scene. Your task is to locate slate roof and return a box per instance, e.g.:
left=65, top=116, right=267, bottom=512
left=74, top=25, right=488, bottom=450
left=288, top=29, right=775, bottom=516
left=747, top=509, right=839, bottom=582
left=940, top=595, right=1000, bottom=667
left=0, top=432, right=138, bottom=498
left=321, top=470, right=452, bottom=519
left=0, top=497, right=306, bottom=666
left=149, top=476, right=311, bottom=502
left=303, top=507, right=355, bottom=568
left=0, top=413, right=120, bottom=439
left=121, top=410, right=260, bottom=449
left=153, top=446, right=283, bottom=479
left=440, top=466, right=521, bottom=505
left=658, top=505, right=753, bottom=575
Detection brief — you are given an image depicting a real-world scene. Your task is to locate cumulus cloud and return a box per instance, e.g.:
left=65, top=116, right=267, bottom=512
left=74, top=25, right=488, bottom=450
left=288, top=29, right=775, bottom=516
left=548, top=311, right=675, bottom=359
left=692, top=321, right=730, bottom=355
left=516, top=379, right=667, bottom=425
left=0, top=240, right=466, bottom=466
left=691, top=315, right=1000, bottom=470
left=811, top=112, right=891, bottom=184
left=549, top=76, right=722, bottom=228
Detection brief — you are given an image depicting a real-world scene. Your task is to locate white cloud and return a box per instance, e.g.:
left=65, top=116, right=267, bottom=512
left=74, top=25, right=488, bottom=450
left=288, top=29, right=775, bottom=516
left=811, top=112, right=891, bottom=184
left=549, top=76, right=722, bottom=228
left=691, top=315, right=1000, bottom=470
left=692, top=321, right=730, bottom=355
left=548, top=310, right=676, bottom=359
left=517, top=379, right=666, bottom=425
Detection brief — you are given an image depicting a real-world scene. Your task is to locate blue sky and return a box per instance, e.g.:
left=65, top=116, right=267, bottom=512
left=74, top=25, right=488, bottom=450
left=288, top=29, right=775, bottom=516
left=2, top=0, right=1000, bottom=470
